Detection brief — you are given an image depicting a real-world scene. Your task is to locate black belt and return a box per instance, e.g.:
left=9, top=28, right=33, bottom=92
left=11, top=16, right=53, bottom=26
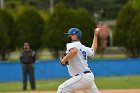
left=75, top=71, right=91, bottom=76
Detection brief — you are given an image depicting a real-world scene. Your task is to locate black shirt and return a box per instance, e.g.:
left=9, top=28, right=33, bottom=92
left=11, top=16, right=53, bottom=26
left=20, top=50, right=36, bottom=64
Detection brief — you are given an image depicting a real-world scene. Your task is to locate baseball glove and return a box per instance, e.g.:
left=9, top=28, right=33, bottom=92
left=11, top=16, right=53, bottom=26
left=60, top=51, right=69, bottom=66
left=61, top=61, right=69, bottom=66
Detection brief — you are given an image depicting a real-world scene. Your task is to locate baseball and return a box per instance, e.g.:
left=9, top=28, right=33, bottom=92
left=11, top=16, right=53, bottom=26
left=95, top=28, right=100, bottom=32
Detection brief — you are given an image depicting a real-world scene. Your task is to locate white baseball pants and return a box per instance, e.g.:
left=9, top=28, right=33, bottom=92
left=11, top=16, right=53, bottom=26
left=57, top=72, right=100, bottom=93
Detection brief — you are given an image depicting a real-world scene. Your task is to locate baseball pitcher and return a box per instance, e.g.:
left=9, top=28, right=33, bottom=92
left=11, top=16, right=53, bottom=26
left=57, top=28, right=100, bottom=93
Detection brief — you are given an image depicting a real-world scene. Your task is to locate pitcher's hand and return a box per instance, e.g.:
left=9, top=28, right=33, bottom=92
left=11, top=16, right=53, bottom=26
left=94, top=28, right=100, bottom=37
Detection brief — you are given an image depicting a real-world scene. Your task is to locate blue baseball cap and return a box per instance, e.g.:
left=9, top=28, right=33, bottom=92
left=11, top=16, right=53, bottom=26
left=64, top=28, right=82, bottom=39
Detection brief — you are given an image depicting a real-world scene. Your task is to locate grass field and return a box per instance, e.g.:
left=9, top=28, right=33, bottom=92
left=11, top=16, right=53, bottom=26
left=0, top=75, right=140, bottom=92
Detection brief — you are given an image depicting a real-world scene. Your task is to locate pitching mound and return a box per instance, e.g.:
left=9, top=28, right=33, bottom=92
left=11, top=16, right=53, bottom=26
left=1, top=89, right=140, bottom=93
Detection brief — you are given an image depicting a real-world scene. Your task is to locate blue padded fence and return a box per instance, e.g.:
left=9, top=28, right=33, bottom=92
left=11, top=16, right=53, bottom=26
left=0, top=58, right=140, bottom=82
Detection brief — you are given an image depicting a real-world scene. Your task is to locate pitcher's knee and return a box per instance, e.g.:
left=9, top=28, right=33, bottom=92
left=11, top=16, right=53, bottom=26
left=57, top=85, right=72, bottom=93
left=57, top=85, right=63, bottom=93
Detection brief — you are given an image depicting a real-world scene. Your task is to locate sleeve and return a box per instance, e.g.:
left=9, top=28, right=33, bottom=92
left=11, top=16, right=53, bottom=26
left=66, top=43, right=78, bottom=53
left=32, top=51, right=36, bottom=63
left=85, top=46, right=94, bottom=58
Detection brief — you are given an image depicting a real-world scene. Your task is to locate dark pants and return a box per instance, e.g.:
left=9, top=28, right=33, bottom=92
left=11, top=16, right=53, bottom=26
left=22, top=64, right=36, bottom=90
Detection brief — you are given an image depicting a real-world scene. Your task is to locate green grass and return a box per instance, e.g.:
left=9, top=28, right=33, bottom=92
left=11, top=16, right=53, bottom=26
left=0, top=76, right=140, bottom=92
left=0, top=78, right=66, bottom=92
left=95, top=75, right=140, bottom=89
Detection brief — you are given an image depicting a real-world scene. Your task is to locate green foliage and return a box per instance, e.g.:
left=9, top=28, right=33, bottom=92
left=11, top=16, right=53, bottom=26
left=0, top=9, right=14, bottom=60
left=42, top=3, right=95, bottom=56
left=73, top=8, right=95, bottom=46
left=115, top=2, right=136, bottom=46
left=115, top=0, right=140, bottom=57
left=7, top=3, right=34, bottom=19
left=5, top=0, right=127, bottom=20
left=42, top=3, right=67, bottom=51
left=57, top=0, right=127, bottom=19
left=130, top=0, right=140, bottom=8
left=15, top=9, right=45, bottom=50
left=38, top=9, right=50, bottom=21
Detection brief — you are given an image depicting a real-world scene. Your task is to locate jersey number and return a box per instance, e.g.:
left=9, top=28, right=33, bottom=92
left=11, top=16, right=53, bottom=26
left=80, top=49, right=87, bottom=60
left=82, top=51, right=86, bottom=60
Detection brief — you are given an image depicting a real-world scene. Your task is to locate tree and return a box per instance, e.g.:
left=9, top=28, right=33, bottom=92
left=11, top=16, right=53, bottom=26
left=115, top=0, right=140, bottom=57
left=127, top=8, right=140, bottom=57
left=73, top=8, right=96, bottom=46
left=15, top=9, right=45, bottom=50
left=13, top=0, right=127, bottom=20
left=0, top=9, right=14, bottom=60
left=42, top=3, right=95, bottom=57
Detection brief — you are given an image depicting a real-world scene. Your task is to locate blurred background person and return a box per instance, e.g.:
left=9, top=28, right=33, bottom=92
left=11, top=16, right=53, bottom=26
left=20, top=42, right=36, bottom=90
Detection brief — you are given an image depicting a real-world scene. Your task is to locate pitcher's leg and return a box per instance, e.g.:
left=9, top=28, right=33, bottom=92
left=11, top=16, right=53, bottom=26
left=57, top=75, right=85, bottom=93
left=84, top=82, right=100, bottom=93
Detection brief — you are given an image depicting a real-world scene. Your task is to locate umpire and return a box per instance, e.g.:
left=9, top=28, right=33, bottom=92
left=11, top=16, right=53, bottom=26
left=20, top=42, right=36, bottom=90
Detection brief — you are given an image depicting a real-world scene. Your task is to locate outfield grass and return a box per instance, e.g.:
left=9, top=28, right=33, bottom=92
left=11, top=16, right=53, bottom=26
left=95, top=75, right=140, bottom=89
left=0, top=75, right=140, bottom=92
